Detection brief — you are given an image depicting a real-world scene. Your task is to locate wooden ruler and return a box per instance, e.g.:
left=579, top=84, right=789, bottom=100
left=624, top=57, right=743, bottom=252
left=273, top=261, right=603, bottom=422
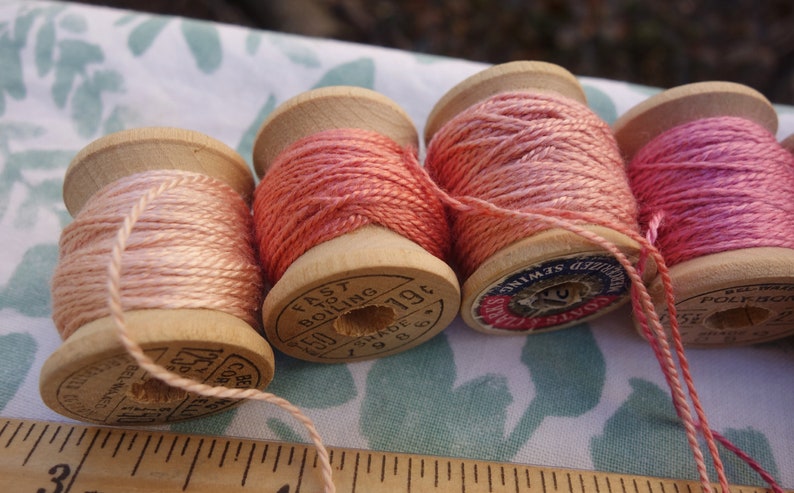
left=0, top=417, right=785, bottom=493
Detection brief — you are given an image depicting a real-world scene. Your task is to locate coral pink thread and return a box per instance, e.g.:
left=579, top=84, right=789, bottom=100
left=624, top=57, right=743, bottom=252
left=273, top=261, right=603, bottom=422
left=54, top=170, right=336, bottom=493
left=425, top=91, right=639, bottom=278
left=629, top=116, right=794, bottom=265
left=253, top=128, right=450, bottom=284
left=425, top=91, right=783, bottom=493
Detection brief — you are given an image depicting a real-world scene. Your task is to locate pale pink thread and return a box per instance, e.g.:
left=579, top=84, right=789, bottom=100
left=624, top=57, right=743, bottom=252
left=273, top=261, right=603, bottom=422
left=55, top=170, right=335, bottom=493
left=253, top=128, right=450, bottom=284
left=52, top=170, right=262, bottom=339
left=629, top=116, right=794, bottom=265
left=424, top=92, right=782, bottom=493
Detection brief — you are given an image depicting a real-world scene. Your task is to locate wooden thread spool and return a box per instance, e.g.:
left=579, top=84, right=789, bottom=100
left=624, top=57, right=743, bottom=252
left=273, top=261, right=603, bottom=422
left=783, top=134, right=794, bottom=154
left=425, top=61, right=655, bottom=335
left=252, top=87, right=461, bottom=363
left=613, top=82, right=794, bottom=347
left=40, top=128, right=276, bottom=425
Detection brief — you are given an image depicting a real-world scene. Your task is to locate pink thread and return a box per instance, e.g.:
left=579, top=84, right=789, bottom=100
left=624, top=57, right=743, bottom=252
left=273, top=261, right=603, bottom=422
left=629, top=116, right=794, bottom=266
left=424, top=91, right=783, bottom=493
left=53, top=169, right=336, bottom=493
left=252, top=128, right=450, bottom=284
left=51, top=170, right=262, bottom=339
left=425, top=91, right=639, bottom=278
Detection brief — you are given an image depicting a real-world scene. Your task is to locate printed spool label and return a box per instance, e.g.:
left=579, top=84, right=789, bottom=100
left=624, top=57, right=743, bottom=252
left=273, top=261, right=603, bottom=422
left=57, top=347, right=262, bottom=424
left=473, top=255, right=629, bottom=332
left=272, top=274, right=450, bottom=361
left=660, top=283, right=794, bottom=345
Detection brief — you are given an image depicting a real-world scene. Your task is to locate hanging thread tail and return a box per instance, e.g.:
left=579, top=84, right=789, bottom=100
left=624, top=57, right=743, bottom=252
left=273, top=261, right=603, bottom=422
left=615, top=81, right=794, bottom=348
left=424, top=61, right=654, bottom=336
left=42, top=128, right=277, bottom=426
left=106, top=173, right=335, bottom=493
left=615, top=81, right=794, bottom=492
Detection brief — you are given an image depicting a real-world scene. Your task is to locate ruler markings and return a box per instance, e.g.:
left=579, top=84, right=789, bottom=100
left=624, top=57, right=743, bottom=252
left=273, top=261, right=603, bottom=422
left=241, top=442, right=255, bottom=486
left=408, top=456, right=413, bottom=493
left=219, top=439, right=230, bottom=467
left=23, top=423, right=48, bottom=466
left=111, top=431, right=126, bottom=458
left=165, top=435, right=178, bottom=463
left=48, top=424, right=62, bottom=445
left=58, top=425, right=73, bottom=453
left=23, top=422, right=36, bottom=442
left=182, top=437, right=204, bottom=490
left=64, top=427, right=100, bottom=493
left=2, top=418, right=788, bottom=493
left=131, top=433, right=151, bottom=476
left=260, top=442, right=269, bottom=464
left=351, top=451, right=360, bottom=493
left=273, top=443, right=283, bottom=472
left=5, top=420, right=22, bottom=448
left=207, top=437, right=216, bottom=460
left=295, top=445, right=308, bottom=493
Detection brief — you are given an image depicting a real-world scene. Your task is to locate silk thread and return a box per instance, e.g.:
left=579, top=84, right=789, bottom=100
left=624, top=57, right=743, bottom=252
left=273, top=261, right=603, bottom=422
left=252, top=128, right=450, bottom=284
left=425, top=91, right=640, bottom=278
left=629, top=116, right=794, bottom=265
left=424, top=91, right=783, bottom=493
left=53, top=169, right=336, bottom=493
left=52, top=170, right=263, bottom=338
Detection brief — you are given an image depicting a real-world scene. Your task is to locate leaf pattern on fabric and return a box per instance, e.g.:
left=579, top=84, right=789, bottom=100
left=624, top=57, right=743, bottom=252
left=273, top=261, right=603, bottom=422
left=127, top=16, right=170, bottom=56
left=591, top=378, right=780, bottom=487
left=265, top=353, right=357, bottom=409
left=361, top=333, right=513, bottom=458
left=502, top=324, right=605, bottom=457
left=312, top=58, right=375, bottom=89
left=170, top=407, right=238, bottom=436
left=180, top=19, right=222, bottom=74
left=268, top=33, right=321, bottom=68
left=0, top=244, right=59, bottom=317
left=0, top=149, right=74, bottom=228
left=0, top=333, right=37, bottom=412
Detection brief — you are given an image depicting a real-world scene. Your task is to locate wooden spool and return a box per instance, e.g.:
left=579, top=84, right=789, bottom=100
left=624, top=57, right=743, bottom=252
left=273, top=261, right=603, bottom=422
left=252, top=86, right=461, bottom=363
left=425, top=61, right=654, bottom=335
left=40, top=128, right=276, bottom=425
left=783, top=134, right=794, bottom=154
left=613, top=82, right=794, bottom=347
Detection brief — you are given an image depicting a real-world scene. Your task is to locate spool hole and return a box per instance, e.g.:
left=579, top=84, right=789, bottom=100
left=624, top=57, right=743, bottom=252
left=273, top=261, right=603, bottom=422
left=510, top=280, right=590, bottom=316
left=704, top=305, right=771, bottom=331
left=333, top=305, right=396, bottom=337
left=128, top=378, right=188, bottom=404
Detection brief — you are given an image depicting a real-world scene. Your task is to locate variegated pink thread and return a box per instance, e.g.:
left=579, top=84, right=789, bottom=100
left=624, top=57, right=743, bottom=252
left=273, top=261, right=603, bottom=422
left=629, top=116, right=794, bottom=266
left=59, top=170, right=336, bottom=493
left=424, top=91, right=784, bottom=493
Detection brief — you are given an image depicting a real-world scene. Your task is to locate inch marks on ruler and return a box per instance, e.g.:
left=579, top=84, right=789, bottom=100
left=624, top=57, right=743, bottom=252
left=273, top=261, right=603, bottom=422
left=0, top=418, right=785, bottom=493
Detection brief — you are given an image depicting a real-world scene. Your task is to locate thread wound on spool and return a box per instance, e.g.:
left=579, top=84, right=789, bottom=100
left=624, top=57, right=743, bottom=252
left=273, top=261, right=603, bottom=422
left=426, top=90, right=643, bottom=333
left=254, top=128, right=450, bottom=283
left=52, top=170, right=263, bottom=338
left=42, top=129, right=277, bottom=425
left=627, top=115, right=794, bottom=346
left=253, top=98, right=460, bottom=363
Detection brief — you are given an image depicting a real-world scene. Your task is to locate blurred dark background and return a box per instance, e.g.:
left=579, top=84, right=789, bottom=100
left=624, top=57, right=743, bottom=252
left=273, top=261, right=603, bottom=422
left=74, top=0, right=793, bottom=104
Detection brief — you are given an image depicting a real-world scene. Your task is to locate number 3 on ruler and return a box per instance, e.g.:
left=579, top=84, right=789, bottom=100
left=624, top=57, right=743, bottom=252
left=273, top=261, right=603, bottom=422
left=37, top=463, right=71, bottom=493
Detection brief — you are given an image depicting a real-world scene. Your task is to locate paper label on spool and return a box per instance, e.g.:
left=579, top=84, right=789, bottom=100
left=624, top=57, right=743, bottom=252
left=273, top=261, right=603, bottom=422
left=55, top=347, right=262, bottom=424
left=660, top=283, right=794, bottom=346
left=271, top=274, right=450, bottom=361
left=472, top=255, right=629, bottom=332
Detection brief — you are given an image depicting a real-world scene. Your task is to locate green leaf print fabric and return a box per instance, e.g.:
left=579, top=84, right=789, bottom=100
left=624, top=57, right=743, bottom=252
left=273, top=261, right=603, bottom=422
left=0, top=1, right=792, bottom=489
